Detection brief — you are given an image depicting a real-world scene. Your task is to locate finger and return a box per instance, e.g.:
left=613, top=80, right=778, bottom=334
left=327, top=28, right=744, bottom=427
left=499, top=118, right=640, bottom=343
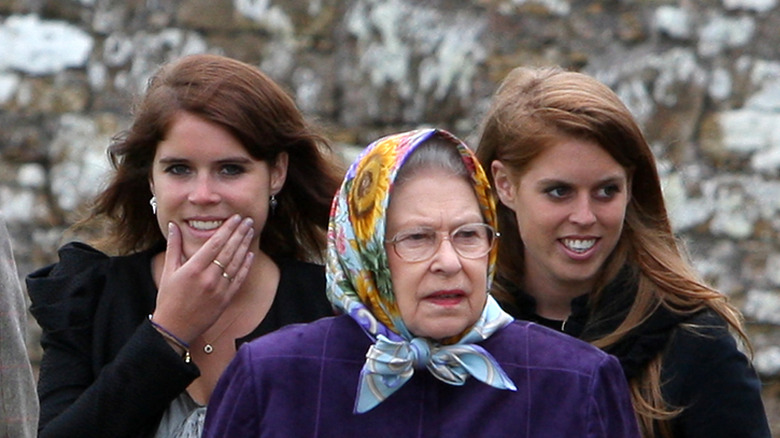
left=154, top=221, right=196, bottom=337
left=188, top=214, right=242, bottom=268
left=212, top=258, right=228, bottom=271
left=218, top=218, right=254, bottom=277
left=215, top=242, right=254, bottom=301
left=163, top=222, right=183, bottom=275
left=208, top=216, right=253, bottom=276
left=227, top=251, right=254, bottom=289
left=219, top=270, right=233, bottom=283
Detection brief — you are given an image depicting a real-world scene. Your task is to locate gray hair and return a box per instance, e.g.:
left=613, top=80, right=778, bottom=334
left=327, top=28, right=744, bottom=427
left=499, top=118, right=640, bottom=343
left=394, top=135, right=469, bottom=188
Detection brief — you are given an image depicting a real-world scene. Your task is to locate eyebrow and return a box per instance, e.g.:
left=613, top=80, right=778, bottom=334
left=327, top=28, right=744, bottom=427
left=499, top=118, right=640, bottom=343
left=537, top=174, right=626, bottom=187
left=156, top=156, right=254, bottom=164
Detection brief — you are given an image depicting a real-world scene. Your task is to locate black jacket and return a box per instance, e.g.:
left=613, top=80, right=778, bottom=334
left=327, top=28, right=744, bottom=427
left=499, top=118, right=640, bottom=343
left=498, top=267, right=771, bottom=438
left=27, top=242, right=333, bottom=438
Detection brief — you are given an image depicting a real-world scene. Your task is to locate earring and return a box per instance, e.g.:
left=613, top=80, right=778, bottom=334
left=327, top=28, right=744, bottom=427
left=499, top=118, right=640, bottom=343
left=269, top=195, right=278, bottom=215
left=149, top=196, right=157, bottom=215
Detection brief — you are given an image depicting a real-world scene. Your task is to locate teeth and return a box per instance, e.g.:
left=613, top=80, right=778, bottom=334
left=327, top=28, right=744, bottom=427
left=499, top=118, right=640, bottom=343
left=189, top=220, right=223, bottom=231
left=563, top=238, right=595, bottom=253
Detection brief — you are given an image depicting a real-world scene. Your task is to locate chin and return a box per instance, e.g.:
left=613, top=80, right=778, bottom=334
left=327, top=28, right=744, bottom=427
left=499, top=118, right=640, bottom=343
left=419, top=324, right=470, bottom=342
left=181, top=244, right=203, bottom=261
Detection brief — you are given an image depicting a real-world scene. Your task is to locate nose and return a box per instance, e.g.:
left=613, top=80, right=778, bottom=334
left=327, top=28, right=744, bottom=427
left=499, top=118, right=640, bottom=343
left=569, top=195, right=596, bottom=226
left=430, top=237, right=462, bottom=273
left=187, top=175, right=221, bottom=204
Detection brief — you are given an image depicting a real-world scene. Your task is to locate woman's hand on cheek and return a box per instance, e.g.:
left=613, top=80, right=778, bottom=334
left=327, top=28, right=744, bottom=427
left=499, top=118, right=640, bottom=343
left=151, top=214, right=255, bottom=344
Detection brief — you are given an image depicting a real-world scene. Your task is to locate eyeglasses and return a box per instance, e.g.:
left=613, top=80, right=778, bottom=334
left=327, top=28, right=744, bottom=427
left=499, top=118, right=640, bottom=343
left=385, top=223, right=498, bottom=262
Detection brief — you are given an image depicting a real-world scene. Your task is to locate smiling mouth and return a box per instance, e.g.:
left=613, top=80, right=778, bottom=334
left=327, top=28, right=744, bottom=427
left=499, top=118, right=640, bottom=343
left=562, top=238, right=596, bottom=253
left=188, top=220, right=224, bottom=231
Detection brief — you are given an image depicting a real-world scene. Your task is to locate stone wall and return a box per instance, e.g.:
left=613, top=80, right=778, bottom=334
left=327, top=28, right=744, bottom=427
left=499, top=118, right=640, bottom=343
left=1, top=0, right=779, bottom=431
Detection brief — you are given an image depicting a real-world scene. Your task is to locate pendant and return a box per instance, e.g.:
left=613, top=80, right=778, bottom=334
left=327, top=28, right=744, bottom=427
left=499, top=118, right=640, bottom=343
left=204, top=344, right=214, bottom=354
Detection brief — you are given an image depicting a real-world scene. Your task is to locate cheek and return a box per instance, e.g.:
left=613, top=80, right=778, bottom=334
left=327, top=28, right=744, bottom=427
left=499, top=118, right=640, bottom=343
left=392, top=279, right=418, bottom=325
left=387, top=259, right=425, bottom=317
left=601, top=203, right=628, bottom=232
left=153, top=180, right=186, bottom=205
left=515, top=207, right=558, bottom=236
left=386, top=249, right=409, bottom=301
left=154, top=195, right=185, bottom=230
left=466, top=260, right=489, bottom=295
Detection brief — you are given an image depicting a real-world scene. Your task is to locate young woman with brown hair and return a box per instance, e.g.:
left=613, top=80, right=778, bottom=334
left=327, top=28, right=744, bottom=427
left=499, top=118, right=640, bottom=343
left=27, top=54, right=343, bottom=438
left=476, top=65, right=770, bottom=437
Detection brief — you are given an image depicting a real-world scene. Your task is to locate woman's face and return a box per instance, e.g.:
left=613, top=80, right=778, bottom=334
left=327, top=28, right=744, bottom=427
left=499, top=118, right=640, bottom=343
left=492, top=137, right=629, bottom=295
left=385, top=169, right=488, bottom=341
left=149, top=111, right=287, bottom=260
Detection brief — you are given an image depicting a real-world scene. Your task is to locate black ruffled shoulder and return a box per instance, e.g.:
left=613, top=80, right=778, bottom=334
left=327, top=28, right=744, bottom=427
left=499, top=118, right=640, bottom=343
left=27, top=241, right=163, bottom=333
left=499, top=266, right=694, bottom=380
left=27, top=242, right=112, bottom=332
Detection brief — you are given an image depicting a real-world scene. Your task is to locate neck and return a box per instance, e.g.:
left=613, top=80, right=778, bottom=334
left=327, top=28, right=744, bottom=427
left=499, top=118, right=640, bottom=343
left=202, top=249, right=278, bottom=341
left=528, top=291, right=574, bottom=321
left=523, top=269, right=591, bottom=322
left=236, top=249, right=275, bottom=298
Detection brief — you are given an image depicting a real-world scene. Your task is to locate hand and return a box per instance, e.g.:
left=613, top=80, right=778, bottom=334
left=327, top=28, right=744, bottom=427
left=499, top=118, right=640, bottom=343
left=151, top=214, right=255, bottom=344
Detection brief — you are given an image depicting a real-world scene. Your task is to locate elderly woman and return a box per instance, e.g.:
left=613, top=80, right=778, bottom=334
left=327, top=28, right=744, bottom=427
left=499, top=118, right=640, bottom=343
left=203, top=129, right=640, bottom=437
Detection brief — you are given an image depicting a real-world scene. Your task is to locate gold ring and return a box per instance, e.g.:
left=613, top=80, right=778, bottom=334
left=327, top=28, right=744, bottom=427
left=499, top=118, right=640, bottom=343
left=212, top=259, right=227, bottom=270
left=221, top=271, right=233, bottom=282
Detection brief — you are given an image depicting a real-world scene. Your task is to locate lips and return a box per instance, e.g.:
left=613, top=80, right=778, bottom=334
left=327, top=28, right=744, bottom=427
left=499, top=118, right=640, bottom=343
left=425, top=290, right=466, bottom=306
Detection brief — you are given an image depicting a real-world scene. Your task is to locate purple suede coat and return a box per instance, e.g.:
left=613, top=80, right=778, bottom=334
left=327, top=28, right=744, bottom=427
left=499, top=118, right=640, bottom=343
left=204, top=315, right=640, bottom=438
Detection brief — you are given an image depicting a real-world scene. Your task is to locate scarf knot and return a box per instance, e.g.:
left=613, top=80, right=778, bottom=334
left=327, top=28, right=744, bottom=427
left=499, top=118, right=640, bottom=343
left=409, top=337, right=431, bottom=369
left=355, top=333, right=516, bottom=413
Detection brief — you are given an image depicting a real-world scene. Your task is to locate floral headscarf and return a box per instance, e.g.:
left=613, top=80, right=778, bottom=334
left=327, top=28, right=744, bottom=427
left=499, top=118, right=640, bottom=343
left=327, top=129, right=516, bottom=413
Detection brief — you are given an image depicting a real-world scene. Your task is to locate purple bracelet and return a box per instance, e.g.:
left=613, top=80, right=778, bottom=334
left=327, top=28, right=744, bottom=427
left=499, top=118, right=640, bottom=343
left=148, top=315, right=190, bottom=349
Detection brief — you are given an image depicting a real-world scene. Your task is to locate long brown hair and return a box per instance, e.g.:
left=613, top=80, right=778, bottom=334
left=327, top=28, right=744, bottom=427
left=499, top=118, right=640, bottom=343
left=79, top=54, right=343, bottom=261
left=476, top=66, right=748, bottom=437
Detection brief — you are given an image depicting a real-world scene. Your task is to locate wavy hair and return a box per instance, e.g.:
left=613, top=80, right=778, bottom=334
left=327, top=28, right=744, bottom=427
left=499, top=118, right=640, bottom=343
left=475, top=66, right=748, bottom=437
left=78, top=54, right=343, bottom=261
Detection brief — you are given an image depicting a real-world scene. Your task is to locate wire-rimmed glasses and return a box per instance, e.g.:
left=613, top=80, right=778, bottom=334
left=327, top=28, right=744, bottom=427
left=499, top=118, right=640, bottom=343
left=385, top=223, right=498, bottom=262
